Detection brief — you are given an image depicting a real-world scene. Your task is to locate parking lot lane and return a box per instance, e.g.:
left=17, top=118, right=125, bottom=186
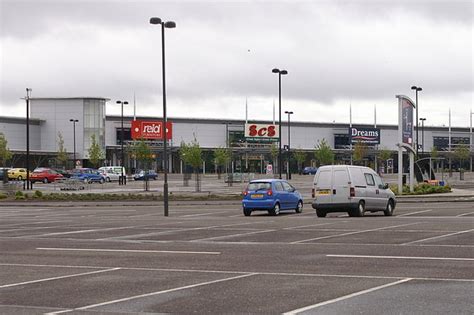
left=293, top=280, right=474, bottom=315
left=401, top=228, right=474, bottom=245
left=1, top=269, right=252, bottom=312
left=73, top=274, right=395, bottom=314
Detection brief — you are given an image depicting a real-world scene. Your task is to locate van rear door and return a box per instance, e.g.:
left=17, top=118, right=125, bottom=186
left=332, top=168, right=350, bottom=205
left=314, top=169, right=332, bottom=203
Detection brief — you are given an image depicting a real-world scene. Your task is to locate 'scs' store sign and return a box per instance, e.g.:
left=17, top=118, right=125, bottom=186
left=131, top=120, right=173, bottom=140
left=245, top=124, right=279, bottom=139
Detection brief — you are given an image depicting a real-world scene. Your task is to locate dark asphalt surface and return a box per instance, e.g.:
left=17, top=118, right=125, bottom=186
left=0, top=201, right=473, bottom=314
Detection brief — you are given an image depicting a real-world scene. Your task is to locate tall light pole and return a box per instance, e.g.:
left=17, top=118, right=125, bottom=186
left=470, top=109, right=473, bottom=172
left=25, top=88, right=32, bottom=190
left=69, top=119, right=79, bottom=167
left=116, top=100, right=128, bottom=185
left=272, top=68, right=288, bottom=179
left=150, top=17, right=176, bottom=217
left=419, top=118, right=426, bottom=154
left=411, top=86, right=422, bottom=157
left=284, top=110, right=293, bottom=180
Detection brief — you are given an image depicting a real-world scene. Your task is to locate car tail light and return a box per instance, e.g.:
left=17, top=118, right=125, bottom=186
left=311, top=188, right=315, bottom=198
left=267, top=190, right=273, bottom=196
left=243, top=190, right=248, bottom=196
left=350, top=187, right=355, bottom=197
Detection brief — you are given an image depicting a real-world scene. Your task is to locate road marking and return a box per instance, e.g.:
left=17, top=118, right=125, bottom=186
left=180, top=211, right=229, bottom=217
left=284, top=222, right=340, bottom=230
left=2, top=263, right=473, bottom=282
left=291, top=222, right=420, bottom=244
left=46, top=273, right=257, bottom=314
left=456, top=212, right=474, bottom=217
left=397, top=209, right=432, bottom=216
left=401, top=228, right=474, bottom=245
left=283, top=278, right=412, bottom=314
left=36, top=248, right=221, bottom=255
left=0, top=268, right=120, bottom=289
left=190, top=229, right=276, bottom=242
left=24, top=225, right=141, bottom=237
left=327, top=254, right=474, bottom=262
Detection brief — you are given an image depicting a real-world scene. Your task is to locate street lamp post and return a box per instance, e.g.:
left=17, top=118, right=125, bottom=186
left=420, top=118, right=426, bottom=154
left=284, top=110, right=293, bottom=180
left=25, top=88, right=32, bottom=190
left=411, top=86, right=422, bottom=157
left=470, top=110, right=473, bottom=172
left=272, top=68, right=288, bottom=179
left=116, top=101, right=129, bottom=185
left=69, top=119, right=79, bottom=167
left=150, top=17, right=176, bottom=217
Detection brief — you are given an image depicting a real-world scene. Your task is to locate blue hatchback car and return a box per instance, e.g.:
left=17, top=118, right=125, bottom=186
left=242, top=179, right=303, bottom=216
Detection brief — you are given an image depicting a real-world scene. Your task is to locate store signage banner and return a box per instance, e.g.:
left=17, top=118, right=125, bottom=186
left=401, top=98, right=414, bottom=145
left=244, top=123, right=279, bottom=139
left=349, top=127, right=380, bottom=144
left=131, top=120, right=173, bottom=140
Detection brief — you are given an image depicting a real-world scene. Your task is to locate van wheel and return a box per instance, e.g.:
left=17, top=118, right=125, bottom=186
left=243, top=208, right=252, bottom=216
left=316, top=209, right=327, bottom=217
left=270, top=203, right=280, bottom=216
left=295, top=201, right=303, bottom=213
left=354, top=201, right=365, bottom=217
left=384, top=200, right=394, bottom=216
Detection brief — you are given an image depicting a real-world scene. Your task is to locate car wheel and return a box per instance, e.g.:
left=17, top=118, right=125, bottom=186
left=316, top=209, right=327, bottom=217
left=295, top=200, right=303, bottom=213
left=17, top=175, right=22, bottom=181
left=243, top=208, right=252, bottom=216
left=353, top=201, right=365, bottom=217
left=83, top=178, right=89, bottom=184
left=270, top=203, right=280, bottom=216
left=384, top=200, right=394, bottom=216
left=106, top=177, right=111, bottom=182
left=99, top=178, right=105, bottom=184
left=43, top=177, right=48, bottom=184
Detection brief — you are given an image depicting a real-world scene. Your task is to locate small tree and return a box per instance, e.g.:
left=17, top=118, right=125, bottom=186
left=377, top=148, right=392, bottom=173
left=214, top=147, right=230, bottom=179
left=270, top=143, right=278, bottom=167
left=353, top=141, right=368, bottom=166
left=454, top=144, right=470, bottom=171
left=314, top=139, right=334, bottom=166
left=132, top=138, right=153, bottom=171
left=180, top=139, right=203, bottom=192
left=88, top=134, right=104, bottom=168
left=293, top=148, right=306, bottom=174
left=0, top=132, right=12, bottom=167
left=56, top=132, right=68, bottom=168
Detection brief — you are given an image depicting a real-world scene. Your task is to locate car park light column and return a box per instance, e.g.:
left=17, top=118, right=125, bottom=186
left=150, top=17, right=176, bottom=217
left=25, top=88, right=32, bottom=190
left=272, top=68, right=288, bottom=179
left=69, top=119, right=79, bottom=167
left=284, top=110, right=293, bottom=180
left=411, top=86, right=422, bottom=158
left=116, top=101, right=128, bottom=185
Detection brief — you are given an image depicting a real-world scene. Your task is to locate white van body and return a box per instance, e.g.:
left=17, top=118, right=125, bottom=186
left=311, top=165, right=396, bottom=217
left=98, top=166, right=126, bottom=182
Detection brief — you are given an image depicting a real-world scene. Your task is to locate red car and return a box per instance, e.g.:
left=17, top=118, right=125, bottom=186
left=30, top=168, right=64, bottom=183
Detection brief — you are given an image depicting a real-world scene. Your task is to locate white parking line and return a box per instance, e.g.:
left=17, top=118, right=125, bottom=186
left=326, top=254, right=474, bottom=262
left=45, top=273, right=257, bottom=314
left=456, top=212, right=474, bottom=217
left=283, top=278, right=412, bottom=314
left=24, top=225, right=142, bottom=237
left=290, top=222, right=420, bottom=244
left=401, top=228, right=474, bottom=245
left=397, top=209, right=432, bottom=217
left=283, top=222, right=340, bottom=230
left=190, top=229, right=276, bottom=242
left=36, top=248, right=221, bottom=255
left=0, top=268, right=120, bottom=289
left=180, top=211, right=229, bottom=217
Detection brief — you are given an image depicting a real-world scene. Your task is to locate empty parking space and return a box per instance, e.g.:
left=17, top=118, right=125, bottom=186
left=0, top=201, right=472, bottom=313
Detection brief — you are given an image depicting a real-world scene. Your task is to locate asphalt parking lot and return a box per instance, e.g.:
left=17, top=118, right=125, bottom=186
left=1, top=201, right=473, bottom=314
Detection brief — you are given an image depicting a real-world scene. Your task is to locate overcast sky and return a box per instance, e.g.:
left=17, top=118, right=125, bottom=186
left=0, top=0, right=472, bottom=127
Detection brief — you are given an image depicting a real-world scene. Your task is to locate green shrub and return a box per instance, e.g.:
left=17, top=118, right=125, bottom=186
left=34, top=190, right=43, bottom=198
left=15, top=191, right=23, bottom=197
left=0, top=193, right=7, bottom=199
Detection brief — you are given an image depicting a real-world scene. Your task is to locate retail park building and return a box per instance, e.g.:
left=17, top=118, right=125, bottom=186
left=0, top=97, right=472, bottom=173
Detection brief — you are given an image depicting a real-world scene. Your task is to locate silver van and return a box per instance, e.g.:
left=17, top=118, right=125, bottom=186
left=311, top=165, right=396, bottom=217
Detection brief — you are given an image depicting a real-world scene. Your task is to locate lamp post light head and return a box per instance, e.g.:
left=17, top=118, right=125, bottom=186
left=284, top=111, right=293, bottom=114
left=272, top=68, right=280, bottom=73
left=420, top=118, right=426, bottom=121
left=150, top=17, right=162, bottom=24
left=164, top=21, right=176, bottom=28
left=280, top=70, right=288, bottom=75
left=411, top=86, right=422, bottom=92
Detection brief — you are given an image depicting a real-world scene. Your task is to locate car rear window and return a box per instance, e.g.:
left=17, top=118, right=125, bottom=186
left=247, top=182, right=271, bottom=191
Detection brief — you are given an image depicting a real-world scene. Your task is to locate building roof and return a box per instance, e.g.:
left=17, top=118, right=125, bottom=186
left=30, top=97, right=111, bottom=101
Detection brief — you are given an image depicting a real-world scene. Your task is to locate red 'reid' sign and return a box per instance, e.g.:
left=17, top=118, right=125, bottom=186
left=131, top=120, right=173, bottom=140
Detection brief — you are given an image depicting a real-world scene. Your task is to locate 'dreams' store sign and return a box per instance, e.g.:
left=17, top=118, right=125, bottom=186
left=348, top=127, right=380, bottom=144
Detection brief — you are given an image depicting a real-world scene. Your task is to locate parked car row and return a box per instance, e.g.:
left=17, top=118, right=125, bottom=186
left=241, top=165, right=396, bottom=218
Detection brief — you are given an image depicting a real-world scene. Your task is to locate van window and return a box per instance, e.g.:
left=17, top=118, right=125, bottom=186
left=317, top=171, right=332, bottom=187
left=374, top=174, right=384, bottom=188
left=334, top=170, right=349, bottom=185
left=348, top=168, right=365, bottom=186
left=364, top=173, right=375, bottom=186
